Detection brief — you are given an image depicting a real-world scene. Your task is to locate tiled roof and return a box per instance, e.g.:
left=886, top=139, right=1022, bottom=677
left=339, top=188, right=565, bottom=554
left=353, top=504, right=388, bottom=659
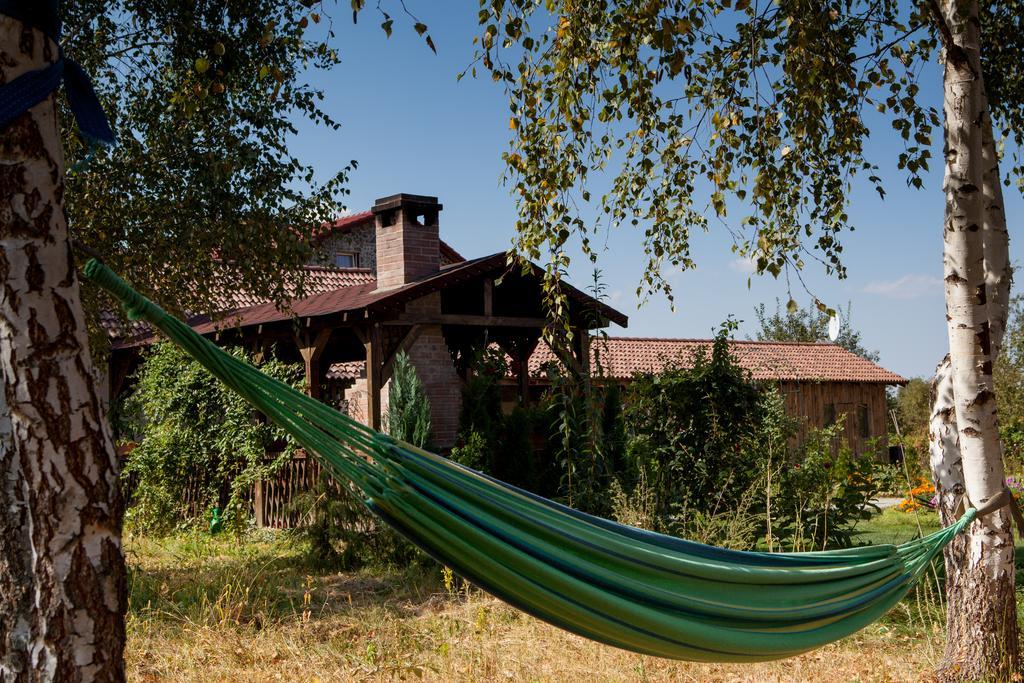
left=528, top=337, right=907, bottom=385
left=312, top=210, right=464, bottom=264
left=102, top=266, right=376, bottom=343
left=311, top=211, right=375, bottom=241
left=222, top=267, right=375, bottom=309
left=185, top=252, right=628, bottom=336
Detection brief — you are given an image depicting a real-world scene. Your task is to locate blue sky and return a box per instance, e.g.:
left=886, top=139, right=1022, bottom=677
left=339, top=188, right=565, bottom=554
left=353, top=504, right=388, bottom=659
left=288, top=7, right=1023, bottom=380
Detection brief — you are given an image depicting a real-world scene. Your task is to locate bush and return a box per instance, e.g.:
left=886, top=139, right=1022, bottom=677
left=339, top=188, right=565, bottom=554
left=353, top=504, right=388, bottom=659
left=121, top=342, right=302, bottom=534
left=622, top=323, right=765, bottom=530
left=871, top=462, right=908, bottom=497
left=384, top=351, right=431, bottom=449
left=288, top=470, right=420, bottom=570
left=286, top=349, right=429, bottom=569
left=768, top=422, right=880, bottom=550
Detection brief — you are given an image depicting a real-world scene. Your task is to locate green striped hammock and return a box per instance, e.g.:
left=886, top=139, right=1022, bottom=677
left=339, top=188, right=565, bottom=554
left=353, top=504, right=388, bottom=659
left=86, top=260, right=974, bottom=663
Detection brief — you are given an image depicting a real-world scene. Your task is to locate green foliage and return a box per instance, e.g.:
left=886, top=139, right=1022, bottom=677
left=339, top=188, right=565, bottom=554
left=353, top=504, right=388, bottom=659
left=476, top=1, right=959, bottom=309
left=66, top=1, right=347, bottom=328
left=384, top=352, right=431, bottom=449
left=287, top=471, right=419, bottom=570
left=451, top=349, right=507, bottom=471
left=546, top=363, right=618, bottom=514
left=871, top=462, right=910, bottom=498
left=452, top=349, right=553, bottom=496
left=893, top=377, right=932, bottom=438
left=121, top=342, right=302, bottom=534
left=997, top=296, right=1024, bottom=471
left=622, top=322, right=765, bottom=528
left=769, top=423, right=880, bottom=551
left=753, top=300, right=879, bottom=362
left=62, top=2, right=437, bottom=342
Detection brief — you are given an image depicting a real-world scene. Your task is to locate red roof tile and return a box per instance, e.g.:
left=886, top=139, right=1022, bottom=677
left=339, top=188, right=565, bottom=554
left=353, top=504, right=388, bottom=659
left=528, top=337, right=907, bottom=385
left=222, top=267, right=375, bottom=309
left=311, top=211, right=375, bottom=241
left=327, top=361, right=365, bottom=380
left=102, top=267, right=376, bottom=343
left=312, top=209, right=464, bottom=265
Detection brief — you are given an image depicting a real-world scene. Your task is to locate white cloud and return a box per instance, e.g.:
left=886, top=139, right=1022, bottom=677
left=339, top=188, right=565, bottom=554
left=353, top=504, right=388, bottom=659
left=728, top=256, right=757, bottom=274
left=862, top=274, right=942, bottom=300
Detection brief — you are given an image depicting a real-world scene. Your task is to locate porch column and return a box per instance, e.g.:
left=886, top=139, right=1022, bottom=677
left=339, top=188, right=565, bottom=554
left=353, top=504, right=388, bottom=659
left=572, top=326, right=591, bottom=378
left=364, top=323, right=382, bottom=431
left=297, top=328, right=331, bottom=400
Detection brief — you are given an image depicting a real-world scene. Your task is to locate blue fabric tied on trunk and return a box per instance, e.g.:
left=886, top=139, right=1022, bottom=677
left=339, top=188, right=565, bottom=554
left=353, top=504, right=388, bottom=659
left=0, top=0, right=113, bottom=144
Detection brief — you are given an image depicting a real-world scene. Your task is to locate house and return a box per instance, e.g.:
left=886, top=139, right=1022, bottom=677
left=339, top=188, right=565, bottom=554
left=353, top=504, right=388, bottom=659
left=524, top=337, right=908, bottom=456
left=105, top=192, right=906, bottom=524
left=107, top=193, right=627, bottom=451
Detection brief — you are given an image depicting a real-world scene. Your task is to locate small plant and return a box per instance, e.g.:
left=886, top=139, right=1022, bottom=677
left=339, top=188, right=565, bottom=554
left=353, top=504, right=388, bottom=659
left=385, top=351, right=432, bottom=449
left=871, top=462, right=908, bottom=497
left=769, top=421, right=880, bottom=550
left=288, top=469, right=418, bottom=570
left=896, top=478, right=937, bottom=512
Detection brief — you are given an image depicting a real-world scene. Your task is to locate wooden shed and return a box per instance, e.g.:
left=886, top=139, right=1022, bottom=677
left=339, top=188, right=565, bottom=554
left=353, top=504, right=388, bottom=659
left=526, top=337, right=908, bottom=457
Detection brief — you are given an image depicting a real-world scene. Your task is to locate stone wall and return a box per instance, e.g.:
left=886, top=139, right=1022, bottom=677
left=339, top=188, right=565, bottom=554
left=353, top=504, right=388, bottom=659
left=315, top=221, right=377, bottom=270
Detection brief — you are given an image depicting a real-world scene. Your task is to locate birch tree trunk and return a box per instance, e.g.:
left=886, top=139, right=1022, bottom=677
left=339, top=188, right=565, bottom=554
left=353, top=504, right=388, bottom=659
left=0, top=16, right=126, bottom=682
left=929, top=0, right=1018, bottom=678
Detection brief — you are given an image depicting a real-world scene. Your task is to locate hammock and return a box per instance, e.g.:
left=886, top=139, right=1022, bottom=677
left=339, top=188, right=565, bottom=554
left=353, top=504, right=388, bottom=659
left=86, top=259, right=977, bottom=662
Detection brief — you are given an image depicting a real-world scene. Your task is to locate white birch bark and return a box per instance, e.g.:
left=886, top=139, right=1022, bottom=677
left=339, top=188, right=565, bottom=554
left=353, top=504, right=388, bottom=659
left=0, top=16, right=126, bottom=681
left=929, top=0, right=1018, bottom=678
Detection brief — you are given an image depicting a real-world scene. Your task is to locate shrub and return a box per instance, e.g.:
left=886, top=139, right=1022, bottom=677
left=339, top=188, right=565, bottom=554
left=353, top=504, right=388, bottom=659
left=288, top=470, right=419, bottom=570
left=384, top=351, right=431, bottom=448
left=871, top=462, right=908, bottom=497
left=121, top=342, right=302, bottom=534
left=769, top=422, right=880, bottom=550
left=622, top=323, right=765, bottom=529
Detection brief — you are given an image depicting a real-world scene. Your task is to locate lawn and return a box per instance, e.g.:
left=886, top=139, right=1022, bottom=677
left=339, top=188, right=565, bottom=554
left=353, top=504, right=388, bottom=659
left=125, top=509, right=959, bottom=682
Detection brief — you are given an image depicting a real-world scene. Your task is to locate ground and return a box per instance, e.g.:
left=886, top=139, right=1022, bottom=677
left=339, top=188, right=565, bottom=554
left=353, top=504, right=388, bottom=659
left=124, top=509, right=975, bottom=682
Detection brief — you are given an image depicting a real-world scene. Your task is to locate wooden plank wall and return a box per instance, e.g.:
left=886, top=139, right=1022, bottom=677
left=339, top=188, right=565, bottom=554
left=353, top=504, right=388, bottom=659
left=777, top=381, right=889, bottom=458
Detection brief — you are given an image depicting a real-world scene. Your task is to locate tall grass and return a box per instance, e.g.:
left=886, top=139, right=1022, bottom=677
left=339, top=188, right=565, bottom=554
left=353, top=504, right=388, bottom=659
left=123, top=512, right=963, bottom=682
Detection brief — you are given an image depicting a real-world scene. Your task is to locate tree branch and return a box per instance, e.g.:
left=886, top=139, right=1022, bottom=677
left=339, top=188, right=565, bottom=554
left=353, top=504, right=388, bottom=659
left=924, top=0, right=974, bottom=73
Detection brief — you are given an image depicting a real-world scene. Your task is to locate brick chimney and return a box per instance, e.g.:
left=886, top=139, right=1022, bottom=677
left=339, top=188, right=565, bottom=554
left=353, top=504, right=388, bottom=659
left=372, top=193, right=442, bottom=290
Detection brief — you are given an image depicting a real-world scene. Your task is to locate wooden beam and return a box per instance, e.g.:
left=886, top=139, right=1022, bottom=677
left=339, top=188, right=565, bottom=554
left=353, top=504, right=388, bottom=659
left=297, top=328, right=332, bottom=399
left=573, top=328, right=591, bottom=379
left=380, top=324, right=423, bottom=384
left=515, top=335, right=540, bottom=407
left=483, top=278, right=493, bottom=317
left=364, top=324, right=382, bottom=431
left=383, top=313, right=546, bottom=328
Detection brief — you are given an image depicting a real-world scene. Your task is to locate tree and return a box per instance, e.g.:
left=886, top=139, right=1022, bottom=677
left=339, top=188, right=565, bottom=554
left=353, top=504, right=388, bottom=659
left=753, top=299, right=879, bottom=361
left=1, top=16, right=126, bottom=678
left=894, top=377, right=932, bottom=439
left=995, top=297, right=1024, bottom=466
left=1, top=1, right=432, bottom=677
left=477, top=0, right=1021, bottom=676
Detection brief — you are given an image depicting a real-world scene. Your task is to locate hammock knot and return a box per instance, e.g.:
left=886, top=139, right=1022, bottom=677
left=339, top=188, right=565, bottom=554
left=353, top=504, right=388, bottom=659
left=84, top=258, right=156, bottom=321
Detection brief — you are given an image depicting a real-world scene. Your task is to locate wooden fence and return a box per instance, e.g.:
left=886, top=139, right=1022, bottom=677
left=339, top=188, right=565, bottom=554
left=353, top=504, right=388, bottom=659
left=252, top=450, right=323, bottom=528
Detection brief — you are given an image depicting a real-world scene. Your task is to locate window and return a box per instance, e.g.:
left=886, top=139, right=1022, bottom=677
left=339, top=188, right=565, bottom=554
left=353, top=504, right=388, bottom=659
left=823, top=402, right=836, bottom=427
left=333, top=252, right=358, bottom=268
left=858, top=404, right=871, bottom=439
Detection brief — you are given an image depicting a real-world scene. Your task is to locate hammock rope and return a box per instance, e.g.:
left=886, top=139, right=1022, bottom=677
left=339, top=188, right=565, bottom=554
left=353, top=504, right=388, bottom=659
left=86, top=258, right=986, bottom=662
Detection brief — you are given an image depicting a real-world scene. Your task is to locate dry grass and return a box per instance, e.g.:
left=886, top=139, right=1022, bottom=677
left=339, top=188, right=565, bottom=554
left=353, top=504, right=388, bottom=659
left=125, top=516, right=948, bottom=682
